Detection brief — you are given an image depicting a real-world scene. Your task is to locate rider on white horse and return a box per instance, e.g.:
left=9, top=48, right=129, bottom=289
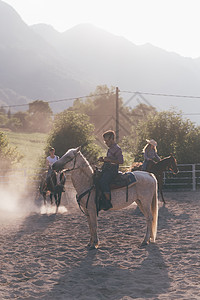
left=98, top=130, right=124, bottom=210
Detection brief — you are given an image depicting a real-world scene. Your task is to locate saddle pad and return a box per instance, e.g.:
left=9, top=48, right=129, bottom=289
left=124, top=172, right=137, bottom=185
left=111, top=172, right=137, bottom=190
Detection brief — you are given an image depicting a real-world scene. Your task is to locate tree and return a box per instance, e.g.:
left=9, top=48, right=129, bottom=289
left=12, top=111, right=29, bottom=131
left=44, top=111, right=102, bottom=165
left=131, top=110, right=200, bottom=164
left=69, top=85, right=120, bottom=132
left=0, top=106, right=6, bottom=115
left=121, top=104, right=157, bottom=159
left=0, top=132, right=23, bottom=170
left=69, top=86, right=157, bottom=145
left=27, top=100, right=53, bottom=132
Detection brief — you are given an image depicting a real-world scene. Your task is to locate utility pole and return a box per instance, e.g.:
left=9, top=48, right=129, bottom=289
left=116, top=87, right=119, bottom=143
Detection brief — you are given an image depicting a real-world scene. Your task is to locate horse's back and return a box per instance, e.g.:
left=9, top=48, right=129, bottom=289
left=133, top=170, right=157, bottom=192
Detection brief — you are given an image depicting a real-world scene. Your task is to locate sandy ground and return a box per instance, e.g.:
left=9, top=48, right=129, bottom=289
left=0, top=187, right=200, bottom=300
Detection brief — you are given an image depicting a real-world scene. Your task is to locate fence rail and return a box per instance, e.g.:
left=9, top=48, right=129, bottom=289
left=163, top=163, right=200, bottom=191
left=0, top=164, right=200, bottom=191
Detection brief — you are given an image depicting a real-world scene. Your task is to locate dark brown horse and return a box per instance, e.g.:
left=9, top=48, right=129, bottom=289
left=39, top=168, right=66, bottom=209
left=131, top=154, right=179, bottom=204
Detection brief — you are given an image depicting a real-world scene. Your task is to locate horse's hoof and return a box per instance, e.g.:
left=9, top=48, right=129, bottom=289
left=89, top=245, right=96, bottom=250
left=139, top=241, right=149, bottom=248
left=87, top=243, right=99, bottom=250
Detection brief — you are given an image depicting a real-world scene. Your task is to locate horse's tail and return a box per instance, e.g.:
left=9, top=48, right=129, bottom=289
left=151, top=180, right=158, bottom=242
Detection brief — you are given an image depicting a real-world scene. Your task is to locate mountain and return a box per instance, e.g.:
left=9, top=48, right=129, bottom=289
left=31, top=23, right=200, bottom=125
left=0, top=0, right=87, bottom=112
left=1, top=0, right=200, bottom=124
left=32, top=23, right=200, bottom=93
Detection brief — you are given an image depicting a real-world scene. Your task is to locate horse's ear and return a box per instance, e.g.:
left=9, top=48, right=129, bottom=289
left=76, top=146, right=81, bottom=153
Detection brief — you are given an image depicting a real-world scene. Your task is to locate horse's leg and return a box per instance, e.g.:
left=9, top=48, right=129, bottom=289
left=50, top=193, right=53, bottom=205
left=160, top=184, right=166, bottom=204
left=158, top=176, right=166, bottom=204
left=56, top=191, right=61, bottom=208
left=43, top=193, right=47, bottom=205
left=136, top=199, right=153, bottom=247
left=54, top=194, right=58, bottom=206
left=160, top=189, right=165, bottom=204
left=86, top=213, right=98, bottom=249
left=86, top=202, right=98, bottom=249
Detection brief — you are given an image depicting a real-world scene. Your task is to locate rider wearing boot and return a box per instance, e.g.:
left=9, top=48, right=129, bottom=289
left=98, top=130, right=124, bottom=210
left=141, top=139, right=161, bottom=172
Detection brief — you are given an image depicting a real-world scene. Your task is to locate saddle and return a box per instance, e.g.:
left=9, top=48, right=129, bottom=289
left=93, top=168, right=137, bottom=214
left=93, top=168, right=136, bottom=189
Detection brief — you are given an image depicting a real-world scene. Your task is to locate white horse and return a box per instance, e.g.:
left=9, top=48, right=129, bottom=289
left=52, top=147, right=158, bottom=249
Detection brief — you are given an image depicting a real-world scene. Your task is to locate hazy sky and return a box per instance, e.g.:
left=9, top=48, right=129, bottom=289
left=3, top=0, right=200, bottom=59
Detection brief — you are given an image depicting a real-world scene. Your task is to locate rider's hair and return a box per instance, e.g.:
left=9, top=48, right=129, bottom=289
left=103, top=130, right=115, bottom=140
left=142, top=143, right=157, bottom=153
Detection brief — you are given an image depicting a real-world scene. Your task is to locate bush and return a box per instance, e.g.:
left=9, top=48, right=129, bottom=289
left=132, top=110, right=200, bottom=164
left=0, top=132, right=23, bottom=170
left=44, top=111, right=102, bottom=165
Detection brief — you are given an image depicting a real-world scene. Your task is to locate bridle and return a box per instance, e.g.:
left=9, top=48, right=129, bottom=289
left=168, top=156, right=178, bottom=174
left=62, top=154, right=78, bottom=172
left=60, top=152, right=91, bottom=174
left=61, top=152, right=94, bottom=216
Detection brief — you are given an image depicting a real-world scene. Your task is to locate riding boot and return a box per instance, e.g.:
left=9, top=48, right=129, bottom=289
left=103, top=200, right=113, bottom=211
left=99, top=193, right=112, bottom=211
left=103, top=193, right=113, bottom=211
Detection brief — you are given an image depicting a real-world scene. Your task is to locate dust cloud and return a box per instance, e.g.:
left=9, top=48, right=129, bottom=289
left=0, top=171, right=78, bottom=227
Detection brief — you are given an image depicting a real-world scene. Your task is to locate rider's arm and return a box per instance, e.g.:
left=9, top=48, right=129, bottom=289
left=104, top=145, right=124, bottom=165
left=154, top=152, right=161, bottom=161
left=144, top=149, right=151, bottom=160
left=46, top=158, right=50, bottom=168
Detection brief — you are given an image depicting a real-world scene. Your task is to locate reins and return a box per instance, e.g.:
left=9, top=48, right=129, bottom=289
left=59, top=152, right=95, bottom=215
left=76, top=185, right=95, bottom=216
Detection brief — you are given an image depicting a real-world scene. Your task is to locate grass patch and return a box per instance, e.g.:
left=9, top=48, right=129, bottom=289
left=1, top=130, right=48, bottom=169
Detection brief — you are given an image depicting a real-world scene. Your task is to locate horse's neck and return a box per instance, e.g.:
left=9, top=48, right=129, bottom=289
left=157, top=158, right=170, bottom=171
left=71, top=159, right=93, bottom=195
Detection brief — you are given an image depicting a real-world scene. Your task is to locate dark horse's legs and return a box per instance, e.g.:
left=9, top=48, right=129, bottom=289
left=42, top=192, right=47, bottom=205
left=50, top=193, right=54, bottom=205
left=157, top=175, right=166, bottom=204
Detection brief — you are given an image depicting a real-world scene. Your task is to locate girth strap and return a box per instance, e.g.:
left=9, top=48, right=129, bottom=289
left=126, top=184, right=128, bottom=202
left=76, top=185, right=95, bottom=215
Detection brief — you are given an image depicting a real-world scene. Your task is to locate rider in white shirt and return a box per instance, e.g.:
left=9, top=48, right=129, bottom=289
left=46, top=147, right=59, bottom=168
left=46, top=147, right=61, bottom=184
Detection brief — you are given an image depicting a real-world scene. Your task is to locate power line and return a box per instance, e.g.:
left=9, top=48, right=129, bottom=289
left=121, top=90, right=200, bottom=99
left=0, top=92, right=112, bottom=109
left=1, top=89, right=200, bottom=110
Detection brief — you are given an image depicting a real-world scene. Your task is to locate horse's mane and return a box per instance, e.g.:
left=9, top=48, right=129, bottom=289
left=129, top=162, right=143, bottom=172
left=78, top=151, right=94, bottom=174
left=158, top=155, right=173, bottom=164
left=64, top=148, right=78, bottom=157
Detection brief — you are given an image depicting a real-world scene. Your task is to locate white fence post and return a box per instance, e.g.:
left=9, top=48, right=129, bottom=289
left=192, top=164, right=196, bottom=191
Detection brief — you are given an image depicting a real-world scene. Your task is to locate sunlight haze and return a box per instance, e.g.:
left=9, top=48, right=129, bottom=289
left=2, top=0, right=200, bottom=58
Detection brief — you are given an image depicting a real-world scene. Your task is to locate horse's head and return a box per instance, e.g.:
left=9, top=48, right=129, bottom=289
left=169, top=154, right=179, bottom=174
left=52, top=147, right=81, bottom=172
